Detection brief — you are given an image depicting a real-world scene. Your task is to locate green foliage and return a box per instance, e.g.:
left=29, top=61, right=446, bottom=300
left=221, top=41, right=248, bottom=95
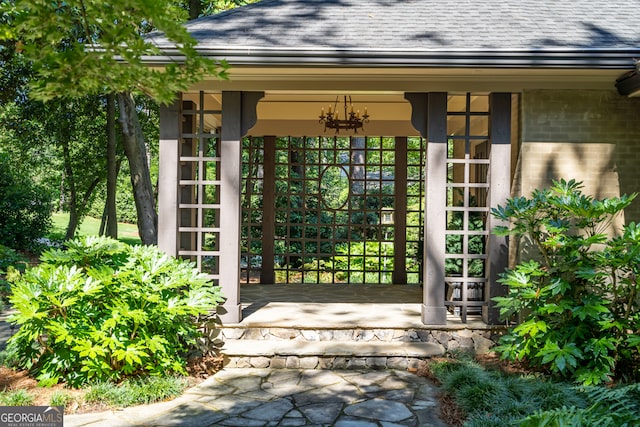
left=492, top=179, right=640, bottom=384
left=520, top=383, right=640, bottom=427
left=49, top=391, right=74, bottom=408
left=86, top=96, right=160, bottom=224
left=1, top=0, right=227, bottom=103
left=446, top=205, right=485, bottom=277
left=0, top=244, right=28, bottom=310
left=6, top=236, right=224, bottom=387
left=0, top=153, right=53, bottom=250
left=0, top=346, right=20, bottom=368
left=201, top=0, right=260, bottom=15
left=0, top=389, right=34, bottom=406
left=0, top=244, right=28, bottom=273
left=84, top=376, right=189, bottom=407
left=429, top=358, right=585, bottom=426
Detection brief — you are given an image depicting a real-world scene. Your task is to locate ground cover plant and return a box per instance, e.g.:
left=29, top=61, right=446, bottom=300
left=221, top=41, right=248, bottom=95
left=491, top=179, right=640, bottom=384
left=5, top=236, right=224, bottom=387
left=0, top=361, right=193, bottom=413
left=424, top=356, right=640, bottom=427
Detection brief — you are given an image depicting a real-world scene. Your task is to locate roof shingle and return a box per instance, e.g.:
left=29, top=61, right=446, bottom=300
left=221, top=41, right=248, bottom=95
left=147, top=0, right=640, bottom=68
left=173, top=0, right=640, bottom=50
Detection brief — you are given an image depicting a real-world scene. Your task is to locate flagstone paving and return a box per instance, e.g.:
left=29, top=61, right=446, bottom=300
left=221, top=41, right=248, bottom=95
left=64, top=368, right=448, bottom=427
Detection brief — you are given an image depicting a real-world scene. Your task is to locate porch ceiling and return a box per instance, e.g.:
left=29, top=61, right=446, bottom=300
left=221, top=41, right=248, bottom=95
left=248, top=92, right=418, bottom=137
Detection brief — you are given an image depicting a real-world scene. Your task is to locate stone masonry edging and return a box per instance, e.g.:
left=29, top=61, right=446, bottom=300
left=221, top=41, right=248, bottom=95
left=217, top=327, right=507, bottom=370
left=220, top=327, right=506, bottom=353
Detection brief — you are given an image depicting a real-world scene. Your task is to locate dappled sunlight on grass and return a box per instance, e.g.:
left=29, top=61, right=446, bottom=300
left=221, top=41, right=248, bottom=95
left=48, top=212, right=141, bottom=245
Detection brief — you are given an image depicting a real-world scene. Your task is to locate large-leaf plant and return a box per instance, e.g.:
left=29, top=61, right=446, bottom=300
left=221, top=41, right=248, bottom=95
left=7, top=236, right=224, bottom=387
left=492, top=179, right=640, bottom=384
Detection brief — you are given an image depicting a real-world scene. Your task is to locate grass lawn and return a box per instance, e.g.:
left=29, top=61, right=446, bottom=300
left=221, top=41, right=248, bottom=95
left=48, top=213, right=141, bottom=245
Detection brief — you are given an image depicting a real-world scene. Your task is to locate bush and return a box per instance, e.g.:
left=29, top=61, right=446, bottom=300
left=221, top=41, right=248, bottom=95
left=492, top=179, right=640, bottom=384
left=6, top=236, right=224, bottom=387
left=0, top=244, right=28, bottom=310
left=0, top=153, right=53, bottom=250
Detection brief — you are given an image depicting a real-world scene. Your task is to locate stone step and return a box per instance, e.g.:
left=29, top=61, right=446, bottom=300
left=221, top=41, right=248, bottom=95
left=219, top=326, right=437, bottom=343
left=220, top=339, right=445, bottom=370
left=222, top=339, right=445, bottom=358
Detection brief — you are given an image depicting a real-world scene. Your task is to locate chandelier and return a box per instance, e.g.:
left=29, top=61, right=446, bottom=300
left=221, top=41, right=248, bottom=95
left=319, top=96, right=370, bottom=133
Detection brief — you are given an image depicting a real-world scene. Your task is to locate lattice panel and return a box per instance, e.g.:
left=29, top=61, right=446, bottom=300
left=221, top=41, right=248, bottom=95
left=445, top=93, right=490, bottom=322
left=241, top=136, right=423, bottom=284
left=178, top=92, right=222, bottom=285
left=406, top=137, right=426, bottom=284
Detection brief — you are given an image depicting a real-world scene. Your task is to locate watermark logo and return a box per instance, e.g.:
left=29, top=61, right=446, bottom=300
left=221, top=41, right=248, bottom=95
left=0, top=406, right=63, bottom=427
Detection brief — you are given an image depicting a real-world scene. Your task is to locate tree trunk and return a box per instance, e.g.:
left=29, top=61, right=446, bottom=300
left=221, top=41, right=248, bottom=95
left=189, top=0, right=202, bottom=19
left=61, top=138, right=79, bottom=240
left=117, top=92, right=158, bottom=245
left=105, top=93, right=118, bottom=238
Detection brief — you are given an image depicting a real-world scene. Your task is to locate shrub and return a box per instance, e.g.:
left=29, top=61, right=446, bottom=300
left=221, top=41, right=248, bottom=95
left=0, top=244, right=28, bottom=310
left=6, top=236, right=224, bottom=387
left=492, top=179, right=640, bottom=384
left=0, top=153, right=53, bottom=250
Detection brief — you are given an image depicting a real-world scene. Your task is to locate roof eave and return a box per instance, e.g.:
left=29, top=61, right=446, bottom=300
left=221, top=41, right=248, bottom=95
left=142, top=47, right=640, bottom=69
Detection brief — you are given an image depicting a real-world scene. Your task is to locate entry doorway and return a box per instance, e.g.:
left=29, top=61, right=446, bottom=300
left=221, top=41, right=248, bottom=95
left=241, top=135, right=425, bottom=285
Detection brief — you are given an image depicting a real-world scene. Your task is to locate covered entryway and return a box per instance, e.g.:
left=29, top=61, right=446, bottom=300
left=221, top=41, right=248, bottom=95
left=158, top=90, right=515, bottom=325
left=240, top=134, right=424, bottom=286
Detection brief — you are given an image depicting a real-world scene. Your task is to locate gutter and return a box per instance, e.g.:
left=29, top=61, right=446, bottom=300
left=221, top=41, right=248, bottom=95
left=142, top=46, right=640, bottom=69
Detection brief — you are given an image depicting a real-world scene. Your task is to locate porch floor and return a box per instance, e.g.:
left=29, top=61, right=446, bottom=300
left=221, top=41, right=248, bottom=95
left=235, top=283, right=486, bottom=329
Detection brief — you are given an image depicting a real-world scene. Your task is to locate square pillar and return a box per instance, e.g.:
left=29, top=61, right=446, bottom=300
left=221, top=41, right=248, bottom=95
left=219, top=91, right=243, bottom=323
left=484, top=93, right=512, bottom=324
left=422, top=92, right=448, bottom=325
left=157, top=97, right=181, bottom=256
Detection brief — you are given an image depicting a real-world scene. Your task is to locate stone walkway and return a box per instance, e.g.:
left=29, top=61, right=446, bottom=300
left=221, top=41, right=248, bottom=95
left=65, top=368, right=447, bottom=427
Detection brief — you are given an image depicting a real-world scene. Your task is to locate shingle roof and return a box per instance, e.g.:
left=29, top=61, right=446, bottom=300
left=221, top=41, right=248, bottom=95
left=147, top=0, right=640, bottom=68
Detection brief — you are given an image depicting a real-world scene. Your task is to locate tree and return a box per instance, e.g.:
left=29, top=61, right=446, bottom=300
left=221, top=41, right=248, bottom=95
left=1, top=0, right=228, bottom=244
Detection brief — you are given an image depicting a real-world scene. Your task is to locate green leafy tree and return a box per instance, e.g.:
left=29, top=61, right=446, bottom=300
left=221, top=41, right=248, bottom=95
left=1, top=0, right=229, bottom=244
left=0, top=153, right=53, bottom=249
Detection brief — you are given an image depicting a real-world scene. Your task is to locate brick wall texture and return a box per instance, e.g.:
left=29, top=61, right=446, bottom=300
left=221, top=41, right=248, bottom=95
left=515, top=89, right=640, bottom=223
